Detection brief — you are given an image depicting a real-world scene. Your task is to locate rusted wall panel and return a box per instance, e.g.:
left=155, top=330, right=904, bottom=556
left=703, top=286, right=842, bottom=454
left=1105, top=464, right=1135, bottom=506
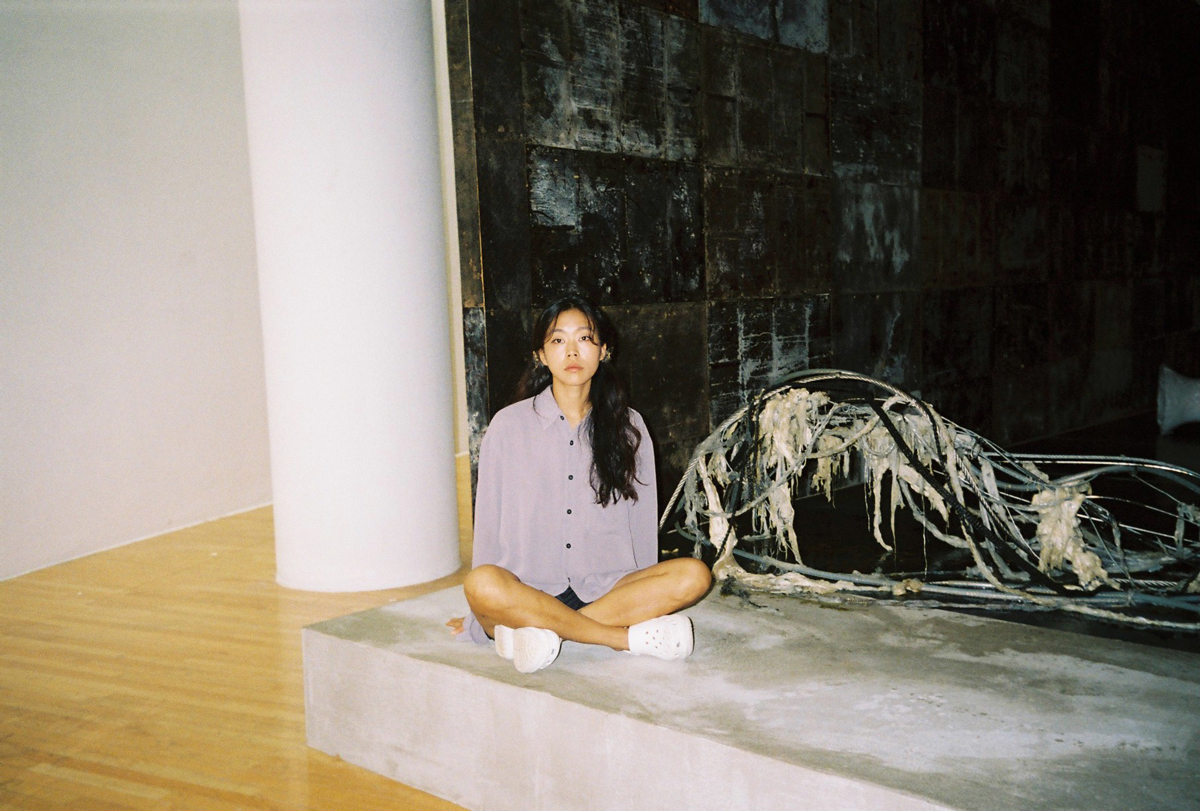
left=447, top=0, right=1200, bottom=507
left=709, top=295, right=832, bottom=422
left=831, top=291, right=921, bottom=390
left=528, top=147, right=704, bottom=306
left=607, top=302, right=710, bottom=504
left=831, top=182, right=920, bottom=293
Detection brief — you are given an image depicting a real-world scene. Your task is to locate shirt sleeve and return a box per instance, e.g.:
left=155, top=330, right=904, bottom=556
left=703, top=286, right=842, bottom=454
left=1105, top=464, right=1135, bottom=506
left=629, top=411, right=659, bottom=571
left=459, top=418, right=505, bottom=644
left=471, top=421, right=504, bottom=570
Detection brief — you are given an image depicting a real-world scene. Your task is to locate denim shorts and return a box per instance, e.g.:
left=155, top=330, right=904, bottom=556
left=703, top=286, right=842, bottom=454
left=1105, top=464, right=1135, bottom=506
left=555, top=585, right=590, bottom=610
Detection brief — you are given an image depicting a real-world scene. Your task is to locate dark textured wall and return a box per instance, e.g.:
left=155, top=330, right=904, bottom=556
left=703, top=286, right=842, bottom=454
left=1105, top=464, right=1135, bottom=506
left=446, top=0, right=1200, bottom=514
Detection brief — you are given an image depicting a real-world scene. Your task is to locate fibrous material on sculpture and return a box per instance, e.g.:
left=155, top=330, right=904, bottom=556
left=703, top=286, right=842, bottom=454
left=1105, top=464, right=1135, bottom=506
left=663, top=370, right=1200, bottom=632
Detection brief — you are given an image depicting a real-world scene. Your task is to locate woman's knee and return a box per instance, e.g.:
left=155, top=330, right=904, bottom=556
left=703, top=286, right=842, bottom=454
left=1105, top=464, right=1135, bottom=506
left=670, top=557, right=712, bottom=603
left=463, top=564, right=515, bottom=611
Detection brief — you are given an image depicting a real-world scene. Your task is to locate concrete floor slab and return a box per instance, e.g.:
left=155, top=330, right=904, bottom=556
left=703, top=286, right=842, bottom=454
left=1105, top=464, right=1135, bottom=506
left=304, top=587, right=1200, bottom=811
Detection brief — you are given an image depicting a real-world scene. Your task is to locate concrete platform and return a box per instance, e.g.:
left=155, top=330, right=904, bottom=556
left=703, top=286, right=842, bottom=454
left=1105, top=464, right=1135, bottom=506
left=303, top=587, right=1200, bottom=811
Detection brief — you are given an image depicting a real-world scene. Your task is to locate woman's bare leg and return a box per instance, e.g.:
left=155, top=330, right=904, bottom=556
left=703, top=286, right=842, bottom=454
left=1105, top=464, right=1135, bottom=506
left=465, top=565, right=628, bottom=649
left=464, top=558, right=712, bottom=652
left=580, top=557, right=712, bottom=629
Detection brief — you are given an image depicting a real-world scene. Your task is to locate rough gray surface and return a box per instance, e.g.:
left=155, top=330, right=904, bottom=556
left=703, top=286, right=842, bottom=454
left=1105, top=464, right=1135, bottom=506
left=305, top=587, right=1200, bottom=811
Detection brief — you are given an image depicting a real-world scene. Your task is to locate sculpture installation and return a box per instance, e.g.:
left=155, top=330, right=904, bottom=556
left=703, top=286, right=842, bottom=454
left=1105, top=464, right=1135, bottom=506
left=664, top=370, right=1200, bottom=632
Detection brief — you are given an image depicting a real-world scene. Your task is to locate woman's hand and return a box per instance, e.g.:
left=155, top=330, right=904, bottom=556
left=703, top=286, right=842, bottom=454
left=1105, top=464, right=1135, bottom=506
left=446, top=617, right=465, bottom=636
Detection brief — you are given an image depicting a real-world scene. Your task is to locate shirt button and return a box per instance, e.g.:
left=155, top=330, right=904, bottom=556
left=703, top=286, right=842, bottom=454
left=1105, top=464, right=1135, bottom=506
left=566, top=543, right=572, bottom=549
left=570, top=440, right=574, bottom=445
left=560, top=415, right=565, bottom=420
left=568, top=474, right=574, bottom=480
left=566, top=509, right=572, bottom=515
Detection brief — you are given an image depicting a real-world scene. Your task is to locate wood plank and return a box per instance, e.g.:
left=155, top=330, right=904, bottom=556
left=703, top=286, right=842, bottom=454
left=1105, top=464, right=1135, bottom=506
left=0, top=499, right=472, bottom=811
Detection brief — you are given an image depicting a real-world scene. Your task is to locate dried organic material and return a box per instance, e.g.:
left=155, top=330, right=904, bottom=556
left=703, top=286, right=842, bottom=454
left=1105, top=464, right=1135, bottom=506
left=662, top=370, right=1200, bottom=631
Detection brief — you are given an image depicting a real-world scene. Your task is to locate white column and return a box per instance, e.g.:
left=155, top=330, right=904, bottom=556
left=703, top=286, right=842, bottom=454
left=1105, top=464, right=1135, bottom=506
left=238, top=0, right=460, bottom=591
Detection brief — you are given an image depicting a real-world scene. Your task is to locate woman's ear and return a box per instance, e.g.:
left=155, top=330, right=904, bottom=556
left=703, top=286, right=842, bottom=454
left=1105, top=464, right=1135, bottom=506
left=533, top=350, right=545, bottom=367
left=600, top=345, right=610, bottom=362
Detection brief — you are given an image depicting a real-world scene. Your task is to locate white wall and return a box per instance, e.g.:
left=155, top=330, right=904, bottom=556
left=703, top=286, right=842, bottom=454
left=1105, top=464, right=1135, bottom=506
left=0, top=0, right=271, bottom=579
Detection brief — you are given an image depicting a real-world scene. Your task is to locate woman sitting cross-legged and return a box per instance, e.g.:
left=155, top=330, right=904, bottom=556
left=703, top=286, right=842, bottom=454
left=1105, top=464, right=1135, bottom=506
left=447, top=295, right=712, bottom=673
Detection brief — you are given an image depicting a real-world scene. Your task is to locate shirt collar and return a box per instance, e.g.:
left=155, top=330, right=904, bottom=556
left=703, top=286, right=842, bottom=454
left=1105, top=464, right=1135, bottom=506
left=532, top=387, right=589, bottom=434
left=532, top=387, right=562, bottom=431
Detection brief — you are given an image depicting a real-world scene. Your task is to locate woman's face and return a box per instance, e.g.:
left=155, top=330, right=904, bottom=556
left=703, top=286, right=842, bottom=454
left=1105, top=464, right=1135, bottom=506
left=537, top=308, right=606, bottom=390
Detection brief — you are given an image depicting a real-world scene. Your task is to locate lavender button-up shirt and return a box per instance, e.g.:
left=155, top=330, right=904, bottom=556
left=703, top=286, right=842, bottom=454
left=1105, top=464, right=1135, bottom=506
left=462, top=388, right=658, bottom=644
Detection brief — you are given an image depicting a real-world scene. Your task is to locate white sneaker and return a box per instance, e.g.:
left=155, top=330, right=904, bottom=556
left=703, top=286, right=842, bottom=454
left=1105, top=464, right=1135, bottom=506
left=512, top=627, right=562, bottom=673
left=628, top=615, right=693, bottom=661
left=493, top=625, right=514, bottom=660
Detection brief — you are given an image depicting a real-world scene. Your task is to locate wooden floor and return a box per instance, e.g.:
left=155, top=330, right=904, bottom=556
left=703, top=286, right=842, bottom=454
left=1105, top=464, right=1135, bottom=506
left=0, top=502, right=473, bottom=810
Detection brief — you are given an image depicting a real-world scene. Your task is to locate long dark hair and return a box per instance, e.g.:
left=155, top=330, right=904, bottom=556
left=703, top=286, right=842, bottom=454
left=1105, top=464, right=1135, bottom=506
left=514, top=296, right=642, bottom=505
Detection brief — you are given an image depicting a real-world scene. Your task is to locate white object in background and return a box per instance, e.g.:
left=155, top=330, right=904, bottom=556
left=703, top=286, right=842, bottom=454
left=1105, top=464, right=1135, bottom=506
left=1158, top=365, right=1200, bottom=436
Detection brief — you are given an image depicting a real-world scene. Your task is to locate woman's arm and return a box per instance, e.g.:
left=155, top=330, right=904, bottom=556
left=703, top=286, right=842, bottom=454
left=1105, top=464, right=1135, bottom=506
left=471, top=421, right=505, bottom=569
left=451, top=417, right=506, bottom=641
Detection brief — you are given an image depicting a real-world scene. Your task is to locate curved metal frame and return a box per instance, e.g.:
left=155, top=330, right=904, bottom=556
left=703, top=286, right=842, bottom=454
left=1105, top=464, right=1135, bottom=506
left=662, top=370, right=1200, bottom=632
